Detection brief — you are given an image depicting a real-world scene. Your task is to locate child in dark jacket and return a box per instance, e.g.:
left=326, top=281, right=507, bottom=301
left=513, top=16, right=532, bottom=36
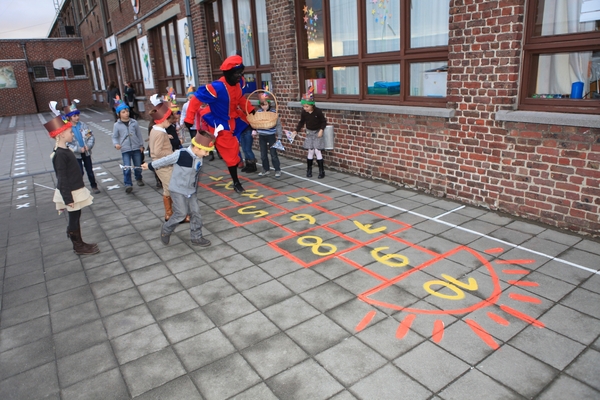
left=45, top=102, right=99, bottom=255
left=142, top=131, right=215, bottom=247
left=292, top=86, right=327, bottom=179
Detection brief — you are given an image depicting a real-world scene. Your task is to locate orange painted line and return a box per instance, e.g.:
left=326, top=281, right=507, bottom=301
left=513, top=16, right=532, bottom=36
left=487, top=311, right=510, bottom=326
left=508, top=280, right=539, bottom=287
left=395, top=314, right=416, bottom=339
left=484, top=247, right=504, bottom=254
left=432, top=320, right=444, bottom=343
left=500, top=305, right=545, bottom=328
left=465, top=319, right=500, bottom=350
left=495, top=259, right=536, bottom=264
left=355, top=311, right=377, bottom=332
left=502, top=269, right=530, bottom=275
left=508, top=293, right=542, bottom=304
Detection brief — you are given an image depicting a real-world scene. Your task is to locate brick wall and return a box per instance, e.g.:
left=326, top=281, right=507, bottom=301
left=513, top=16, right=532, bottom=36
left=0, top=38, right=93, bottom=116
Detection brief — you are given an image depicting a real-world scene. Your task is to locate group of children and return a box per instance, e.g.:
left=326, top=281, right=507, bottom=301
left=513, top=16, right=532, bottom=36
left=45, top=59, right=327, bottom=255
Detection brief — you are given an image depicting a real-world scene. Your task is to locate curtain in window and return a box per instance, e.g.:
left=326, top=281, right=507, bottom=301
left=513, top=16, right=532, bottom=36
left=330, top=0, right=358, bottom=57
left=255, top=0, right=270, bottom=65
left=536, top=0, right=594, bottom=95
left=366, top=0, right=400, bottom=53
left=238, top=0, right=255, bottom=66
left=222, top=0, right=237, bottom=57
left=410, top=0, right=449, bottom=48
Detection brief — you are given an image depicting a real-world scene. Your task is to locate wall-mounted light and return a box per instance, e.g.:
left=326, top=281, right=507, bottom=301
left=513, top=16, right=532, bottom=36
left=137, top=23, right=143, bottom=35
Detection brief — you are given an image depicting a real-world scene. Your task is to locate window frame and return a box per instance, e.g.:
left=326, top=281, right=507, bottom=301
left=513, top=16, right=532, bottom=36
left=295, top=0, right=449, bottom=106
left=122, top=39, right=144, bottom=95
left=73, top=64, right=86, bottom=76
left=150, top=18, right=185, bottom=96
left=520, top=0, right=600, bottom=115
left=203, top=0, right=274, bottom=91
left=32, top=65, right=48, bottom=80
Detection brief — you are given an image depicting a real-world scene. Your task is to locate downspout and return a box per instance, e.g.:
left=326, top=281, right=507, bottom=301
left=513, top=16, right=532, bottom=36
left=184, top=0, right=199, bottom=85
left=20, top=42, right=39, bottom=113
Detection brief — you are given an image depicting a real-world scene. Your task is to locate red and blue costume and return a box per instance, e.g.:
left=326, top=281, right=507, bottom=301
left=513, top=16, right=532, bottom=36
left=184, top=56, right=254, bottom=168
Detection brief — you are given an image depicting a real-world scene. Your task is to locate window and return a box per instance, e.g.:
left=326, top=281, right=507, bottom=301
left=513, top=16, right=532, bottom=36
left=54, top=68, right=69, bottom=78
left=296, top=0, right=449, bottom=106
left=151, top=19, right=185, bottom=95
left=32, top=66, right=48, bottom=79
left=100, top=0, right=112, bottom=35
left=73, top=64, right=86, bottom=76
left=522, top=0, right=600, bottom=114
left=204, top=0, right=273, bottom=92
left=122, top=38, right=144, bottom=95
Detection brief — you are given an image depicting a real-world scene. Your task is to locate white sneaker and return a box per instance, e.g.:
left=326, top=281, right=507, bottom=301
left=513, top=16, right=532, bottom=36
left=258, top=170, right=270, bottom=176
left=275, top=171, right=281, bottom=177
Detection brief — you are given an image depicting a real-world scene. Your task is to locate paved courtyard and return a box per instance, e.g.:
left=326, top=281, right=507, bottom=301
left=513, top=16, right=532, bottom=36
left=0, top=110, right=599, bottom=399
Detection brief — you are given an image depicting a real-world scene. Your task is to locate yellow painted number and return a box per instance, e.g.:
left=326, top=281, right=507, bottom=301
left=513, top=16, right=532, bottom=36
left=241, top=189, right=263, bottom=199
left=297, top=236, right=337, bottom=256
left=210, top=176, right=224, bottom=181
left=216, top=181, right=233, bottom=190
left=423, top=274, right=478, bottom=300
left=238, top=206, right=268, bottom=218
left=291, top=214, right=316, bottom=225
left=287, top=196, right=313, bottom=203
left=370, top=247, right=409, bottom=267
left=354, top=221, right=387, bottom=234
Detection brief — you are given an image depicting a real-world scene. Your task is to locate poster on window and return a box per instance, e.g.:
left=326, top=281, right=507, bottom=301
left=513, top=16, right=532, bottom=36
left=0, top=66, right=17, bottom=89
left=90, top=60, right=98, bottom=91
left=96, top=57, right=106, bottom=90
left=137, top=35, right=154, bottom=89
left=177, top=18, right=196, bottom=89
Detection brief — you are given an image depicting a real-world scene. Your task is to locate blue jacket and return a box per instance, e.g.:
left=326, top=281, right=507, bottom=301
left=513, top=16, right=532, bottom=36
left=148, top=146, right=202, bottom=197
left=67, top=121, right=95, bottom=159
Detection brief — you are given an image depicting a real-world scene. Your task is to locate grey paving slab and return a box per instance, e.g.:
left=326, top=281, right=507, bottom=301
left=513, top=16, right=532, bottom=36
left=1, top=111, right=600, bottom=400
left=350, top=363, right=432, bottom=400
left=120, top=347, right=186, bottom=398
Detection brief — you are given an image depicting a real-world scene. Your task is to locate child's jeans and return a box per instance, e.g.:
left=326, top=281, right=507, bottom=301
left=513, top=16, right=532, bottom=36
left=121, top=150, right=143, bottom=186
left=259, top=134, right=281, bottom=172
left=76, top=153, right=97, bottom=189
left=239, top=126, right=256, bottom=161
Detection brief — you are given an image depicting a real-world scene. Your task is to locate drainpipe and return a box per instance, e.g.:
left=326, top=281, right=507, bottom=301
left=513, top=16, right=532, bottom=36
left=21, top=42, right=40, bottom=113
left=183, top=0, right=199, bottom=85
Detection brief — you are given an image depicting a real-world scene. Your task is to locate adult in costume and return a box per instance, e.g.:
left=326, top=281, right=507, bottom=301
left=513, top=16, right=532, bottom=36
left=184, top=55, right=255, bottom=193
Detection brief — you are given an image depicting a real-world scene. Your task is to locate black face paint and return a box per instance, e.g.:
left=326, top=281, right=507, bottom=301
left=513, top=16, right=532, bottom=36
left=224, top=68, right=244, bottom=86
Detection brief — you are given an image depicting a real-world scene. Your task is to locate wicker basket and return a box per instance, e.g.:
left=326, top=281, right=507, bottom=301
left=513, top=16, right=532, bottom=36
left=246, top=89, right=278, bottom=129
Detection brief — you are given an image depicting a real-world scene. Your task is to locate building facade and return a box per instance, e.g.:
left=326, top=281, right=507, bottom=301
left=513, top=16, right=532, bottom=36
left=0, top=38, right=93, bottom=116
left=45, top=0, right=600, bottom=236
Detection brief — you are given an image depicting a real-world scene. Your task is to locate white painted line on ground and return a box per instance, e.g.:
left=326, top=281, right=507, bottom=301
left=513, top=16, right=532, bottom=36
left=433, top=205, right=465, bottom=220
left=16, top=187, right=27, bottom=191
left=102, top=119, right=112, bottom=122
left=16, top=203, right=30, bottom=209
left=85, top=108, right=103, bottom=114
left=9, top=116, right=16, bottom=128
left=34, top=183, right=55, bottom=190
left=17, top=180, right=26, bottom=184
left=17, top=194, right=29, bottom=199
left=280, top=170, right=598, bottom=274
left=282, top=163, right=303, bottom=169
left=37, top=114, right=46, bottom=124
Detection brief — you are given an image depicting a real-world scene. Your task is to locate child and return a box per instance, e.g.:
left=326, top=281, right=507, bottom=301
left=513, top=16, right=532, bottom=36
left=256, top=94, right=283, bottom=177
left=124, top=81, right=139, bottom=119
left=148, top=95, right=176, bottom=221
left=292, top=86, right=327, bottom=179
left=112, top=97, right=145, bottom=193
left=142, top=131, right=215, bottom=247
left=45, top=102, right=99, bottom=255
left=180, top=85, right=197, bottom=139
left=64, top=100, right=101, bottom=194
